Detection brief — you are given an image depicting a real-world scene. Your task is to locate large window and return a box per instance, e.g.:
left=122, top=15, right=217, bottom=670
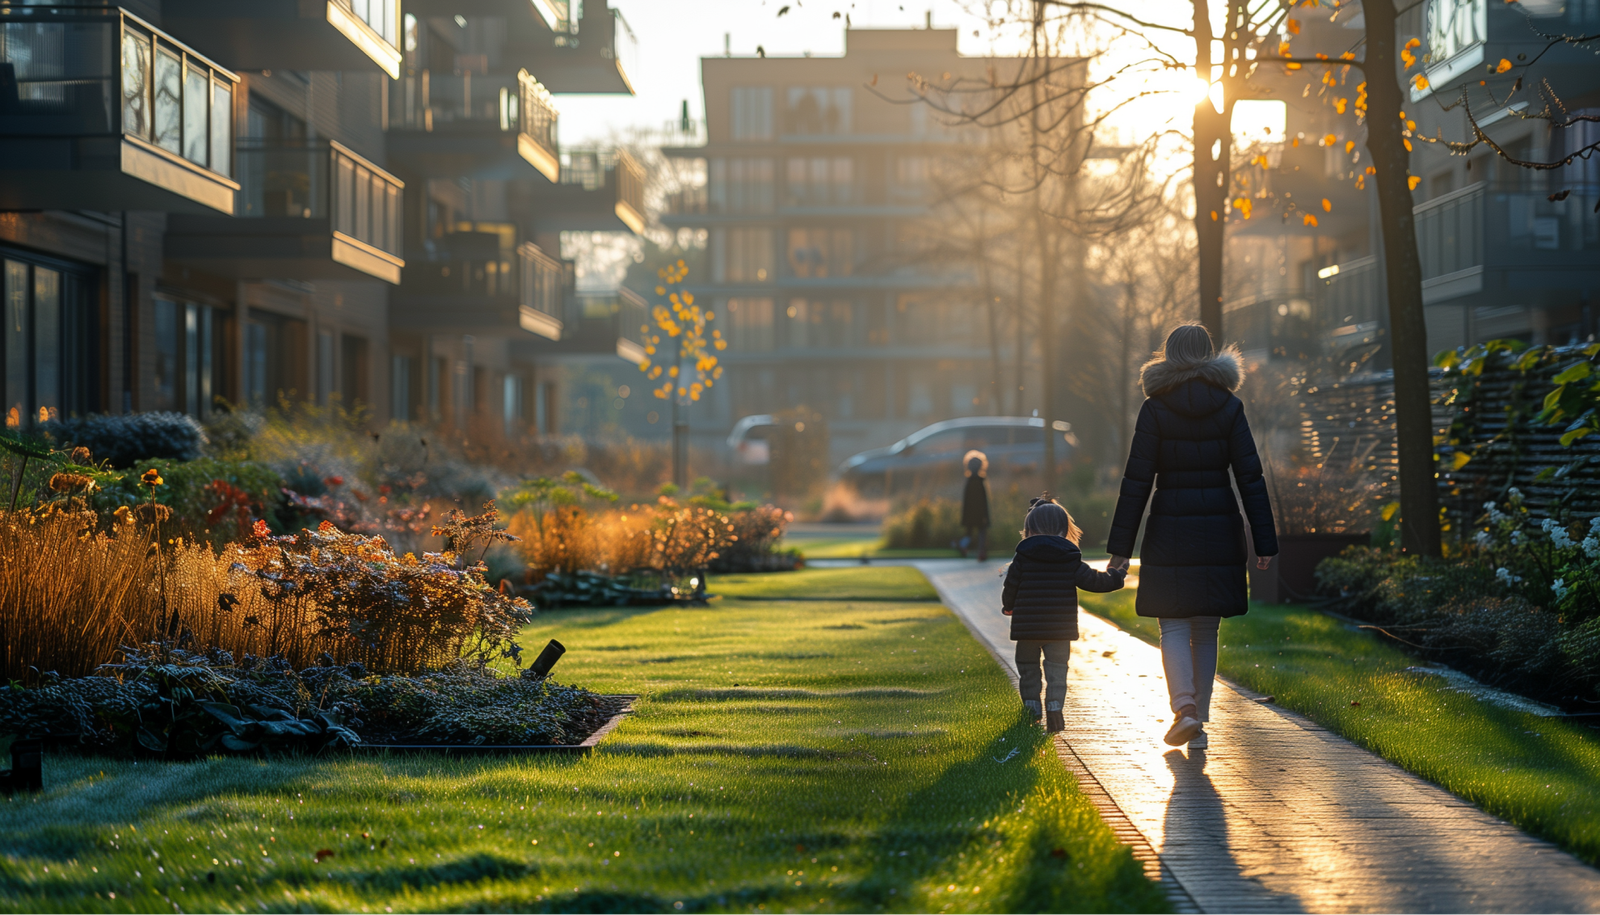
left=784, top=298, right=856, bottom=348
left=725, top=298, right=775, bottom=351
left=153, top=296, right=228, bottom=416
left=785, top=157, right=855, bottom=206
left=709, top=158, right=775, bottom=213
left=786, top=228, right=854, bottom=278
left=729, top=87, right=773, bottom=141
left=712, top=228, right=774, bottom=283
left=784, top=87, right=851, bottom=135
left=244, top=310, right=305, bottom=406
left=3, top=253, right=95, bottom=427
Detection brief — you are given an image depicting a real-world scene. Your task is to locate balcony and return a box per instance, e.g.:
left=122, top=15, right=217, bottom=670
left=1414, top=182, right=1600, bottom=306
left=1415, top=0, right=1600, bottom=101
left=386, top=69, right=559, bottom=181
left=161, top=0, right=402, bottom=79
left=530, top=148, right=645, bottom=234
left=514, top=0, right=636, bottom=94
left=517, top=286, right=648, bottom=362
left=165, top=140, right=405, bottom=284
left=0, top=6, right=238, bottom=214
left=390, top=233, right=566, bottom=341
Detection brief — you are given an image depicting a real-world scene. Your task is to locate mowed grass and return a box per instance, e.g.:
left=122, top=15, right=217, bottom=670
left=1079, top=590, right=1600, bottom=866
left=0, top=569, right=1167, bottom=913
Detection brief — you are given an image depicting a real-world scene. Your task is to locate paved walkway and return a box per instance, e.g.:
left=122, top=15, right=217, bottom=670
left=914, top=558, right=1600, bottom=914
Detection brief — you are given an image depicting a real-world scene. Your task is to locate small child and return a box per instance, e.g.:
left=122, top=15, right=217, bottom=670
left=1002, top=497, right=1127, bottom=732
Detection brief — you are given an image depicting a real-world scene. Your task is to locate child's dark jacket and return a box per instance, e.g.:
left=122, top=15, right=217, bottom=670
left=1001, top=535, right=1126, bottom=641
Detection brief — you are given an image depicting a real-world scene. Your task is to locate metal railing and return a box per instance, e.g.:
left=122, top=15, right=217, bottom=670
left=235, top=139, right=403, bottom=258
left=390, top=65, right=559, bottom=157
left=0, top=6, right=236, bottom=178
left=562, top=147, right=645, bottom=216
left=331, top=0, right=398, bottom=46
left=1414, top=181, right=1600, bottom=280
left=518, top=241, right=566, bottom=320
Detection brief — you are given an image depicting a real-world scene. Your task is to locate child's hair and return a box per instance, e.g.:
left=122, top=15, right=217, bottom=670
left=1023, top=496, right=1083, bottom=544
left=1160, top=322, right=1216, bottom=364
left=963, top=449, right=988, bottom=477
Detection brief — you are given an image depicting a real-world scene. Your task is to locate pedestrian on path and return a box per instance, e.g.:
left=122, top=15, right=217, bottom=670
left=1107, top=323, right=1278, bottom=749
left=1002, top=497, right=1127, bottom=732
left=959, top=450, right=990, bottom=561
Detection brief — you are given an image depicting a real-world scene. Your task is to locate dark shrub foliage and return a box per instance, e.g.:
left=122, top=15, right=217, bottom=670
left=46, top=412, right=206, bottom=468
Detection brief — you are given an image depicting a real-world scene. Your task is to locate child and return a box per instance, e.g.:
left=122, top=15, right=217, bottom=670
left=959, top=450, right=990, bottom=562
left=1002, top=497, right=1126, bottom=732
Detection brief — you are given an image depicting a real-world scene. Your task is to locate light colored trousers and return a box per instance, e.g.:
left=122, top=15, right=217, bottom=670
left=1158, top=616, right=1221, bottom=720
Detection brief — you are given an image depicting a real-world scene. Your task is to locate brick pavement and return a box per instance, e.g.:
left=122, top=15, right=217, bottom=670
left=915, top=558, right=1600, bottom=914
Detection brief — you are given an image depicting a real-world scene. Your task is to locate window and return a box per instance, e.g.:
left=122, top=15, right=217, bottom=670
left=4, top=253, right=94, bottom=426
left=784, top=298, right=856, bottom=348
left=729, top=87, right=773, bottom=141
left=712, top=228, right=774, bottom=282
left=392, top=354, right=413, bottom=421
left=245, top=310, right=305, bottom=406
left=786, top=228, right=853, bottom=278
left=896, top=295, right=975, bottom=345
left=503, top=373, right=524, bottom=433
left=316, top=330, right=334, bottom=405
left=784, top=87, right=851, bottom=135
left=709, top=158, right=775, bottom=213
left=725, top=298, right=775, bottom=351
left=341, top=334, right=369, bottom=406
left=785, top=157, right=854, bottom=206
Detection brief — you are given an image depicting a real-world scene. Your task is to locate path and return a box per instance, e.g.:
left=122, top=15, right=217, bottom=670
left=913, top=557, right=1600, bottom=915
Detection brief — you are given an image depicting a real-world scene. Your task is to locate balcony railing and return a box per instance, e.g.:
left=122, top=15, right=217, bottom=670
left=1415, top=181, right=1600, bottom=282
left=531, top=0, right=637, bottom=93
left=517, top=241, right=566, bottom=339
left=236, top=139, right=403, bottom=260
left=0, top=5, right=238, bottom=211
left=388, top=66, right=559, bottom=180
left=565, top=147, right=644, bottom=224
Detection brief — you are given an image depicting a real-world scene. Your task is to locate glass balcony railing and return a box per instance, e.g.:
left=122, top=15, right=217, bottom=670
left=235, top=139, right=403, bottom=260
left=561, top=147, right=644, bottom=227
left=1415, top=181, right=1600, bottom=281
left=388, top=66, right=559, bottom=179
left=0, top=5, right=237, bottom=202
left=331, top=0, right=398, bottom=47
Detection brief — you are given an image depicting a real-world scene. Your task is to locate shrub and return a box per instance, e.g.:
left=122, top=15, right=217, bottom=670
left=1, top=647, right=620, bottom=755
left=45, top=412, right=205, bottom=467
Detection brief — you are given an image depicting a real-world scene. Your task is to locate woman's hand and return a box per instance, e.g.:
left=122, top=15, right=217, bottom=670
left=1256, top=555, right=1274, bottom=571
left=1109, top=555, right=1131, bottom=572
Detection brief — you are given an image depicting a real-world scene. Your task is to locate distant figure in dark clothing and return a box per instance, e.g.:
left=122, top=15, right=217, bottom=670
left=959, top=450, right=990, bottom=561
left=1003, top=497, right=1127, bottom=732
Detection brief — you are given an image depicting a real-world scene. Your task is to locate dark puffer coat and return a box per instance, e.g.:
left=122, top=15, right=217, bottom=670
left=961, top=474, right=989, bottom=528
left=1107, top=349, right=1278, bottom=618
left=1001, top=535, right=1127, bottom=640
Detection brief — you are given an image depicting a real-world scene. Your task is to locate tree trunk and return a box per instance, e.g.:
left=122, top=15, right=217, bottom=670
left=1036, top=204, right=1058, bottom=495
left=1192, top=0, right=1228, bottom=342
left=1363, top=0, right=1442, bottom=557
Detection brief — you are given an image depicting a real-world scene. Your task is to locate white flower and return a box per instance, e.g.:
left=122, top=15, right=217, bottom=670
left=1509, top=487, right=1523, bottom=501
left=1583, top=535, right=1600, bottom=559
left=1543, top=518, right=1577, bottom=550
left=1495, top=567, right=1523, bottom=585
left=1552, top=578, right=1570, bottom=601
left=1475, top=530, right=1494, bottom=548
left=1510, top=530, right=1525, bottom=546
left=1483, top=501, right=1497, bottom=512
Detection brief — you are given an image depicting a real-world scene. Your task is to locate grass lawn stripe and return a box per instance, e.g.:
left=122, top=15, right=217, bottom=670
left=0, top=569, right=1166, bottom=913
left=1080, top=590, right=1600, bottom=868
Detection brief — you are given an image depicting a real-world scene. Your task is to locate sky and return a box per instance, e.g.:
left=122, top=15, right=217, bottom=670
left=554, top=0, right=1006, bottom=145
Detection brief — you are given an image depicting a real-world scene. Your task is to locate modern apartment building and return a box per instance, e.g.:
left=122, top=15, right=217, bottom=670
left=662, top=27, right=1012, bottom=464
left=0, top=0, right=643, bottom=434
left=1225, top=0, right=1600, bottom=365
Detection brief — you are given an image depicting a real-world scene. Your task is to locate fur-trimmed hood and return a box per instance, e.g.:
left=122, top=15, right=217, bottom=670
left=1139, top=346, right=1244, bottom=397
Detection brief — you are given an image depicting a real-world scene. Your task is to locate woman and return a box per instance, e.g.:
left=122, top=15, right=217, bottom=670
left=959, top=450, right=990, bottom=562
left=1107, top=324, right=1277, bottom=749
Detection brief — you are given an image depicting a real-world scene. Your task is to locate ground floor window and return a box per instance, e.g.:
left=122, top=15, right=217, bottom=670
left=153, top=296, right=229, bottom=417
left=3, top=251, right=95, bottom=427
left=244, top=310, right=306, bottom=406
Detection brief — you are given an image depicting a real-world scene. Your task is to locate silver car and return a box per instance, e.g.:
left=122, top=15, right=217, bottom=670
left=836, top=416, right=1075, bottom=496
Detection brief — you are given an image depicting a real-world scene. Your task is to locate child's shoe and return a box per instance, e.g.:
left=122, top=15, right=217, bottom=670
left=1163, top=706, right=1203, bottom=746
left=1022, top=699, right=1042, bottom=723
left=1046, top=710, right=1065, bottom=733
left=1187, top=729, right=1208, bottom=749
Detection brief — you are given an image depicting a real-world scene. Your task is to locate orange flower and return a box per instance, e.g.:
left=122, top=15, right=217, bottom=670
left=140, top=468, right=164, bottom=487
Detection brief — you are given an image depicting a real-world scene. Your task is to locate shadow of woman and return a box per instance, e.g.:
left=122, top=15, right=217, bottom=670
left=1160, top=748, right=1305, bottom=912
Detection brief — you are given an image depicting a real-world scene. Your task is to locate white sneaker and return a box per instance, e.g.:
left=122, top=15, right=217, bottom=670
left=1164, top=713, right=1203, bottom=746
left=1187, top=730, right=1208, bottom=749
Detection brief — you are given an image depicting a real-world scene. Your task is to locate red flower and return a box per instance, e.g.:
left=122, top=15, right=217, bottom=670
left=324, top=476, right=345, bottom=487
left=252, top=519, right=270, bottom=539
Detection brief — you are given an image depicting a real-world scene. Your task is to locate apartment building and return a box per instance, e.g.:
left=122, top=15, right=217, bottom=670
left=1226, top=0, right=1600, bottom=365
left=662, top=27, right=1012, bottom=464
left=0, top=0, right=642, bottom=434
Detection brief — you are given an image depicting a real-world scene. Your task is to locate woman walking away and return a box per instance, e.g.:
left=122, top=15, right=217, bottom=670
left=960, top=450, right=990, bottom=561
left=1107, top=324, right=1277, bottom=750
left=1003, top=497, right=1127, bottom=732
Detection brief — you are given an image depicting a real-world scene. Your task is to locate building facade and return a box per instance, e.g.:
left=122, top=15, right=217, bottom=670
left=0, top=0, right=643, bottom=435
left=663, top=27, right=1008, bottom=465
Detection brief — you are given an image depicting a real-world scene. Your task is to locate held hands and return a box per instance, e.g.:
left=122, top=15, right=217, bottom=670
left=1108, top=555, right=1132, bottom=573
left=1256, top=555, right=1274, bottom=571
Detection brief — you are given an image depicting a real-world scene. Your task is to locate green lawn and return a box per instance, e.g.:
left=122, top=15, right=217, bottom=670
left=0, top=570, right=1166, bottom=913
left=1079, top=590, right=1600, bottom=866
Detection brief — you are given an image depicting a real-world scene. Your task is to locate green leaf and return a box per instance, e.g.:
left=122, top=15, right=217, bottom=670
left=136, top=727, right=168, bottom=752
left=1543, top=387, right=1565, bottom=415
left=199, top=701, right=249, bottom=729
left=1514, top=346, right=1548, bottom=372
left=219, top=733, right=259, bottom=752
left=0, top=433, right=52, bottom=460
left=1434, top=349, right=1462, bottom=369
left=1560, top=427, right=1595, bottom=446
left=1552, top=361, right=1592, bottom=385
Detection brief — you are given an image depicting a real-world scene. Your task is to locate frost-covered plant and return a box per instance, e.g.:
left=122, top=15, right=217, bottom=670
left=1470, top=489, right=1600, bottom=621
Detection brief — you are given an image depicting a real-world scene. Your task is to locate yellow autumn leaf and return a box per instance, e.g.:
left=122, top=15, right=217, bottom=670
left=1278, top=41, right=1292, bottom=57
left=1210, top=210, right=1219, bottom=221
left=1323, top=133, right=1337, bottom=146
left=1287, top=17, right=1300, bottom=33
left=1408, top=175, right=1422, bottom=190
left=1321, top=198, right=1332, bottom=212
left=1412, top=74, right=1429, bottom=90
left=1496, top=58, right=1513, bottom=73
left=1345, top=140, right=1356, bottom=153
left=1302, top=213, right=1319, bottom=226
left=1451, top=451, right=1472, bottom=470
left=1335, top=98, right=1348, bottom=114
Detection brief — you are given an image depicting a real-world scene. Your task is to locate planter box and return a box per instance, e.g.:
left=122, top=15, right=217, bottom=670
left=353, top=695, right=635, bottom=756
left=1249, top=534, right=1368, bottom=603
